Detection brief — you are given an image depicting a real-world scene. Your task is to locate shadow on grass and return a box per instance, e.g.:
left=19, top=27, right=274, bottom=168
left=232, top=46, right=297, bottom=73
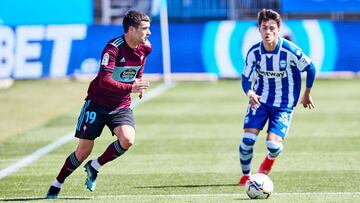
left=135, top=183, right=238, bottom=188
left=134, top=183, right=251, bottom=200
left=0, top=197, right=91, bottom=201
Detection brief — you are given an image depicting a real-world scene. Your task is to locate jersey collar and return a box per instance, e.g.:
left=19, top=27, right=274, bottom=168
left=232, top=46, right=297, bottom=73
left=260, top=37, right=282, bottom=55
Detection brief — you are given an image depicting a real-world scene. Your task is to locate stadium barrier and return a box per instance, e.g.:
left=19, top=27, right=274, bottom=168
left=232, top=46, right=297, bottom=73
left=0, top=20, right=359, bottom=80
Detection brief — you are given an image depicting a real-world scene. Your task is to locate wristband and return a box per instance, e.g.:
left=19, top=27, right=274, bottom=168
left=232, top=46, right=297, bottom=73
left=247, top=90, right=256, bottom=97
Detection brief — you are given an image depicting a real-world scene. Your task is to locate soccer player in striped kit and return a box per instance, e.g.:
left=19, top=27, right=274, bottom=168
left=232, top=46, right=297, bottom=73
left=46, top=10, right=152, bottom=198
left=238, top=9, right=316, bottom=185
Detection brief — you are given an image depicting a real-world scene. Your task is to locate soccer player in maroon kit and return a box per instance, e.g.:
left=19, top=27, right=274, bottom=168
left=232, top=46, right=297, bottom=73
left=46, top=10, right=152, bottom=199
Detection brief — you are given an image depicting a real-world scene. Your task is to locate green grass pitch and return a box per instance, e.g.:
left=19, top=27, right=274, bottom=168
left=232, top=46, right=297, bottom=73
left=0, top=78, right=359, bottom=202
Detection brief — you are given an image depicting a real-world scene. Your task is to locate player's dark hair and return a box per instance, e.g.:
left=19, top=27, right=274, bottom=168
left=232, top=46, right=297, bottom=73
left=257, top=9, right=281, bottom=28
left=123, top=10, right=150, bottom=33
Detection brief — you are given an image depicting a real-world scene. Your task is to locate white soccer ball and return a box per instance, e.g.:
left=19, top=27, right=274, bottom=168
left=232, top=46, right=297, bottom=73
left=245, top=173, right=273, bottom=199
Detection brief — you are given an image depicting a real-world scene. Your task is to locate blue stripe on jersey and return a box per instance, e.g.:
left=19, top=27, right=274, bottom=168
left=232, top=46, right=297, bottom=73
left=265, top=55, right=275, bottom=103
left=280, top=51, right=289, bottom=107
left=112, top=37, right=124, bottom=46
left=113, top=37, right=123, bottom=44
left=254, top=50, right=263, bottom=96
left=291, top=64, right=301, bottom=107
left=266, top=56, right=276, bottom=105
left=266, top=55, right=274, bottom=71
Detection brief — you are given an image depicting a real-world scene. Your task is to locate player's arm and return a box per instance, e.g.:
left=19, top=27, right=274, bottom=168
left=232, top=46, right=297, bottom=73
left=99, top=71, right=133, bottom=92
left=301, top=62, right=316, bottom=109
left=136, top=42, right=153, bottom=99
left=242, top=52, right=261, bottom=110
left=100, top=69, right=149, bottom=96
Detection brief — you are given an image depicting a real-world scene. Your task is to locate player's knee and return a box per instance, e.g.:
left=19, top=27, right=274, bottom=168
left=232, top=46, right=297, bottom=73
left=124, top=136, right=135, bottom=148
left=243, top=137, right=256, bottom=146
left=239, top=132, right=257, bottom=155
left=119, top=134, right=135, bottom=149
left=266, top=140, right=283, bottom=158
left=114, top=125, right=135, bottom=149
left=75, top=149, right=91, bottom=162
left=242, top=132, right=257, bottom=146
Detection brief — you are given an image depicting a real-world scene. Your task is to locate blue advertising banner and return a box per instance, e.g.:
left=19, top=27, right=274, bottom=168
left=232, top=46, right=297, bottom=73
left=0, top=0, right=93, bottom=25
left=282, top=0, right=360, bottom=13
left=201, top=20, right=339, bottom=76
left=0, top=20, right=359, bottom=79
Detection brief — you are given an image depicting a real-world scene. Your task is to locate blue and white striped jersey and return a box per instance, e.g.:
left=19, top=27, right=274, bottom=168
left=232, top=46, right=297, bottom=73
left=242, top=37, right=312, bottom=108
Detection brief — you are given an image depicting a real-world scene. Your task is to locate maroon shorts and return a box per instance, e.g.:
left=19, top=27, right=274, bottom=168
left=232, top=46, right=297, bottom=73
left=75, top=100, right=135, bottom=140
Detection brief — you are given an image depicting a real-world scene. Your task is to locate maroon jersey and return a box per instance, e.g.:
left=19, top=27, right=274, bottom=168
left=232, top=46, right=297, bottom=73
left=86, top=35, right=152, bottom=109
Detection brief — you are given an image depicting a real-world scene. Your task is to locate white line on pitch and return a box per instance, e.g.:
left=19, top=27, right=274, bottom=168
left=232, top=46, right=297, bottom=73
left=1, top=191, right=359, bottom=201
left=0, top=83, right=174, bottom=180
left=94, top=192, right=360, bottom=199
left=0, top=132, right=74, bottom=180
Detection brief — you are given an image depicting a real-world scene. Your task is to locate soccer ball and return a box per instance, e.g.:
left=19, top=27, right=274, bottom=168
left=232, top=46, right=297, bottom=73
left=245, top=173, right=273, bottom=199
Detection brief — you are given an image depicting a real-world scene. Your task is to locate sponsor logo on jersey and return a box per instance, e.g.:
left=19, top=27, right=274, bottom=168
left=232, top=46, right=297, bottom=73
left=120, top=68, right=136, bottom=79
left=279, top=60, right=287, bottom=69
left=112, top=66, right=141, bottom=83
left=120, top=57, right=126, bottom=62
left=101, top=53, right=109, bottom=65
left=256, top=69, right=287, bottom=78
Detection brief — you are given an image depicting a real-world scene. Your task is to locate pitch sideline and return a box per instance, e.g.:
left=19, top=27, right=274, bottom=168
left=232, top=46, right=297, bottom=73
left=1, top=192, right=359, bottom=201
left=0, top=83, right=174, bottom=180
left=96, top=192, right=360, bottom=198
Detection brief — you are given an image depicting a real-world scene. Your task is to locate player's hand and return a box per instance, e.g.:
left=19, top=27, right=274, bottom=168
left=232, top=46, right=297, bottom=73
left=139, top=89, right=145, bottom=99
left=300, top=88, right=315, bottom=109
left=248, top=90, right=261, bottom=110
left=132, top=79, right=150, bottom=99
left=301, top=94, right=315, bottom=109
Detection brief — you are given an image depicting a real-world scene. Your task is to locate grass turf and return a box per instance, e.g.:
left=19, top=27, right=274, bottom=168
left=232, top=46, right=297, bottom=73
left=0, top=79, right=359, bottom=202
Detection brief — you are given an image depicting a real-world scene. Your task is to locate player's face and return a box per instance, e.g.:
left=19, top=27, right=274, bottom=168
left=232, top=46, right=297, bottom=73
left=133, top=21, right=151, bottom=45
left=259, top=20, right=279, bottom=47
